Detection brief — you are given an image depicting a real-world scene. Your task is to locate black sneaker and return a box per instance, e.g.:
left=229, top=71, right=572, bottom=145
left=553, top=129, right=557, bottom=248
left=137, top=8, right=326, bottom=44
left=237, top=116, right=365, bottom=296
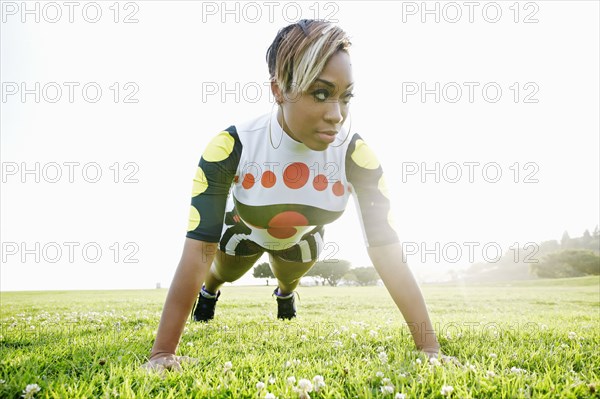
left=273, top=288, right=297, bottom=320
left=192, top=288, right=220, bottom=322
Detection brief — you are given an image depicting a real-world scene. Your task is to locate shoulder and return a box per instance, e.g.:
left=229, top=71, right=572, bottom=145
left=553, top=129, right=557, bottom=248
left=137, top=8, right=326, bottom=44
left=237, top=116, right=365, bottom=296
left=232, top=113, right=270, bottom=140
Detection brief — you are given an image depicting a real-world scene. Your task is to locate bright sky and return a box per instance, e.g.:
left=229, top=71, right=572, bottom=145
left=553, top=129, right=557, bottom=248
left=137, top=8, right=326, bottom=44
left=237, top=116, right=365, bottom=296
left=1, top=1, right=598, bottom=291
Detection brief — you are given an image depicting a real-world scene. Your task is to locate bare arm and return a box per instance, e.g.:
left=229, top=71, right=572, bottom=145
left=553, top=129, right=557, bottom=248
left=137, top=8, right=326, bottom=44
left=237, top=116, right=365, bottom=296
left=367, top=242, right=441, bottom=355
left=149, top=238, right=217, bottom=360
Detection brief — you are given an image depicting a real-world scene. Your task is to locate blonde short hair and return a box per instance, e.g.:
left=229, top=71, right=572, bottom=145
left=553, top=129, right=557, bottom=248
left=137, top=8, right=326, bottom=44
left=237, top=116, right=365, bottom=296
left=266, top=19, right=352, bottom=95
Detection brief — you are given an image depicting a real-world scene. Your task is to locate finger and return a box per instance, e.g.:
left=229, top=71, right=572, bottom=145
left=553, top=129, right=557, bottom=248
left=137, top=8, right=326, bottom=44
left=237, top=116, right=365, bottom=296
left=162, top=358, right=182, bottom=372
left=140, top=362, right=167, bottom=376
left=441, top=355, right=463, bottom=367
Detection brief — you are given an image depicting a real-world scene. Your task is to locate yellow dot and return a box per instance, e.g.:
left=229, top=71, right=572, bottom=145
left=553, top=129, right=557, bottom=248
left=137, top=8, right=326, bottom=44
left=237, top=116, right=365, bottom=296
left=192, top=167, right=208, bottom=197
left=187, top=206, right=200, bottom=231
left=351, top=139, right=380, bottom=169
left=202, top=131, right=235, bottom=162
left=378, top=175, right=389, bottom=199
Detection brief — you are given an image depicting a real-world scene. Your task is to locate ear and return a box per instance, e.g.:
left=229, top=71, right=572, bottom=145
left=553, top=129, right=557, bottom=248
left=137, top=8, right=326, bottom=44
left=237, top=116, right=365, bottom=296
left=270, top=80, right=283, bottom=104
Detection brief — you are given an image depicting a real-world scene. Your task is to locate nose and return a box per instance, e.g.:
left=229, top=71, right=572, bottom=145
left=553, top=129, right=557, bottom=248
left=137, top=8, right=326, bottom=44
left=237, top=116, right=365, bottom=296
left=324, top=101, right=344, bottom=125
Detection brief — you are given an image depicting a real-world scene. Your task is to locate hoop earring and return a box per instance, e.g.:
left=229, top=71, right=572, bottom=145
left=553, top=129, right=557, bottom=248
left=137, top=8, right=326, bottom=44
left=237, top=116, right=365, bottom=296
left=269, top=102, right=285, bottom=149
left=330, top=112, right=352, bottom=148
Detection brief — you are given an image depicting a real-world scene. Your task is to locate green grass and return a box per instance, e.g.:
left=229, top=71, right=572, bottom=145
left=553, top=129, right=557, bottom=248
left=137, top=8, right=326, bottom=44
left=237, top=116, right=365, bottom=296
left=1, top=277, right=599, bottom=398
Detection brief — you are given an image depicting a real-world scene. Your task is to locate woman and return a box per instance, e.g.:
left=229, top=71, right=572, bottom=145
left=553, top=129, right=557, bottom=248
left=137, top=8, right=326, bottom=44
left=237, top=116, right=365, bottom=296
left=144, top=19, right=453, bottom=371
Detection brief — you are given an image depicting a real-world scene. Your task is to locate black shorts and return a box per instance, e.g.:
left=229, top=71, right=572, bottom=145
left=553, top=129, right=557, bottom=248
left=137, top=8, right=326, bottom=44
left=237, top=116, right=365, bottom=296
left=218, top=214, right=324, bottom=263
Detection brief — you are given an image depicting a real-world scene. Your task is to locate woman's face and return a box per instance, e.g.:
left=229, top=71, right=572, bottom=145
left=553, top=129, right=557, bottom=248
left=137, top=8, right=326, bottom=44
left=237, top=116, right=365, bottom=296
left=275, top=50, right=354, bottom=151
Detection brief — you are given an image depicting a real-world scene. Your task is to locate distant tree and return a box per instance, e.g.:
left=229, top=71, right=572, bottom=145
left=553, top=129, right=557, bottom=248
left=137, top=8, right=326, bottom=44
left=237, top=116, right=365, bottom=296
left=539, top=240, right=560, bottom=254
left=561, top=231, right=571, bottom=248
left=341, top=272, right=358, bottom=286
left=253, top=262, right=274, bottom=285
left=352, top=267, right=380, bottom=286
left=530, top=249, right=600, bottom=278
left=306, top=259, right=351, bottom=286
left=593, top=225, right=600, bottom=239
left=583, top=230, right=592, bottom=240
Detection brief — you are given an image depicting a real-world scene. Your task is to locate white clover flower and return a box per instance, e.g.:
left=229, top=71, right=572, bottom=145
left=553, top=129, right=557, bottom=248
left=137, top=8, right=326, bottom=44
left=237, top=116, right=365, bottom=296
left=297, top=379, right=313, bottom=392
left=395, top=394, right=407, bottom=399
left=223, top=361, right=233, bottom=373
left=287, top=376, right=296, bottom=385
left=264, top=393, right=276, bottom=399
left=293, top=359, right=301, bottom=366
left=415, top=358, right=422, bottom=365
left=376, top=346, right=385, bottom=352
left=429, top=357, right=441, bottom=366
left=313, top=375, right=325, bottom=391
left=285, top=361, right=292, bottom=368
left=300, top=335, right=307, bottom=341
left=380, top=385, right=394, bottom=394
left=369, top=330, right=378, bottom=337
left=341, top=325, right=349, bottom=332
left=269, top=377, right=276, bottom=384
left=382, top=378, right=392, bottom=385
left=333, top=340, right=342, bottom=348
left=379, top=352, right=388, bottom=364
left=540, top=324, right=548, bottom=330
left=440, top=385, right=454, bottom=396
left=376, top=371, right=385, bottom=378
left=510, top=367, right=526, bottom=374
left=186, top=341, right=193, bottom=346
left=351, top=333, right=357, bottom=340
left=22, top=384, right=41, bottom=399
left=486, top=370, right=496, bottom=378
left=469, top=364, right=477, bottom=372
left=568, top=332, right=577, bottom=340
left=489, top=353, right=497, bottom=358
left=256, top=381, right=266, bottom=390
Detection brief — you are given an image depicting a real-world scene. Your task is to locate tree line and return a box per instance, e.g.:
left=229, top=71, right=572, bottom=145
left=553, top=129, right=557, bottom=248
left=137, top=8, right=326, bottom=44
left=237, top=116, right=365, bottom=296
left=252, top=259, right=380, bottom=287
left=462, top=226, right=600, bottom=281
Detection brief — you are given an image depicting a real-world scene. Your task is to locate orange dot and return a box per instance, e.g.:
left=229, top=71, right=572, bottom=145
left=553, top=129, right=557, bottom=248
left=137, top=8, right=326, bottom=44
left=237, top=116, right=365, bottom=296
left=332, top=181, right=345, bottom=196
left=267, top=211, right=308, bottom=239
left=313, top=174, right=328, bottom=191
left=261, top=171, right=276, bottom=188
left=242, top=174, right=255, bottom=189
left=283, top=162, right=309, bottom=189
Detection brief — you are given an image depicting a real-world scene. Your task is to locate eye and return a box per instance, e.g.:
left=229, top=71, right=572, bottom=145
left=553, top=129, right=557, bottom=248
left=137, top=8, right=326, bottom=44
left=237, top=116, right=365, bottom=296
left=312, top=89, right=329, bottom=102
left=343, top=92, right=355, bottom=105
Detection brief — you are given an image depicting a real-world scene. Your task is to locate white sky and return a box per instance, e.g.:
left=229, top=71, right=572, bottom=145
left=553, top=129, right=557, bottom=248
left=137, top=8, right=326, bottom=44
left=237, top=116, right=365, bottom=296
left=1, top=1, right=599, bottom=291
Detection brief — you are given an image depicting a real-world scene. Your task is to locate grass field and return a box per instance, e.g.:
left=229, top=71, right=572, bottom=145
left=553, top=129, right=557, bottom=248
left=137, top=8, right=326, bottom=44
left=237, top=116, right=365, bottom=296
left=1, top=276, right=599, bottom=398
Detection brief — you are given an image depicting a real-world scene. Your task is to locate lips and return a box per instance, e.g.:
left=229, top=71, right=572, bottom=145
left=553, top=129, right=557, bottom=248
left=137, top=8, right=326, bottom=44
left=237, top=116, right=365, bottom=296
left=317, top=132, right=337, bottom=144
left=316, top=131, right=337, bottom=144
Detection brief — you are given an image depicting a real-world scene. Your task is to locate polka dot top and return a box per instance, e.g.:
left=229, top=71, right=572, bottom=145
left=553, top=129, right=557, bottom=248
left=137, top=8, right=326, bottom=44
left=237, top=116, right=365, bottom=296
left=186, top=111, right=399, bottom=249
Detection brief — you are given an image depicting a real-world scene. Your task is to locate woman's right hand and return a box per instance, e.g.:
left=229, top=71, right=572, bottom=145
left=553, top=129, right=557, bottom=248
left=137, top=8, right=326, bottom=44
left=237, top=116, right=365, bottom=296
left=141, top=353, right=198, bottom=374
